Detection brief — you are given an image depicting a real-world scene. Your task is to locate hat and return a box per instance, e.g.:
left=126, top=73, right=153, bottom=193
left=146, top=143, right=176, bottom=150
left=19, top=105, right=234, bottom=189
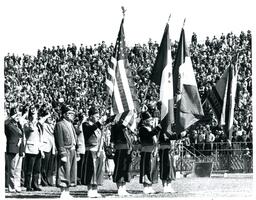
left=88, top=107, right=99, bottom=116
left=38, top=108, right=48, bottom=118
left=10, top=107, right=17, bottom=117
left=141, top=111, right=152, bottom=121
left=27, top=106, right=35, bottom=120
left=61, top=104, right=75, bottom=115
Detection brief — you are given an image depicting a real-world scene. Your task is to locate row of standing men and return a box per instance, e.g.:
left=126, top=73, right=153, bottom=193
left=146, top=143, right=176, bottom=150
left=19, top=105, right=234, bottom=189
left=5, top=104, right=185, bottom=198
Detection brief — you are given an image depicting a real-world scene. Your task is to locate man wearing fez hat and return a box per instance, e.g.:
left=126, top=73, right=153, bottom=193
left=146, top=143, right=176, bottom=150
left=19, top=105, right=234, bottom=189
left=80, top=106, right=107, bottom=198
left=54, top=104, right=78, bottom=198
left=138, top=111, right=161, bottom=194
left=110, top=117, right=133, bottom=196
left=156, top=99, right=186, bottom=194
left=5, top=107, right=25, bottom=193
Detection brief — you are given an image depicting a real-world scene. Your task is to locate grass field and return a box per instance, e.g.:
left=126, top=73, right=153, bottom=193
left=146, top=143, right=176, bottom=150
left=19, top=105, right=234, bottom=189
left=5, top=173, right=253, bottom=199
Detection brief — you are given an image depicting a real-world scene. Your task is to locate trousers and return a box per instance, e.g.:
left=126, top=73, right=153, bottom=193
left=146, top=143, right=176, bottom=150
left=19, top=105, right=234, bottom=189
left=24, top=153, right=42, bottom=189
left=56, top=148, right=77, bottom=188
left=6, top=153, right=23, bottom=191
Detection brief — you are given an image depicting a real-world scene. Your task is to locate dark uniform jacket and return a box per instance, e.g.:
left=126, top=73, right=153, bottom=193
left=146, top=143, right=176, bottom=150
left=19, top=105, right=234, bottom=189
left=159, top=130, right=181, bottom=145
left=110, top=123, right=128, bottom=144
left=5, top=118, right=25, bottom=155
left=82, top=121, right=102, bottom=148
left=110, top=123, right=131, bottom=149
left=139, top=125, right=160, bottom=146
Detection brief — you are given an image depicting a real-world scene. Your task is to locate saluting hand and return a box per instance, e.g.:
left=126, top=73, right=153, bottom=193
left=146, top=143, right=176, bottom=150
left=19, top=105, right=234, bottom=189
left=99, top=115, right=107, bottom=124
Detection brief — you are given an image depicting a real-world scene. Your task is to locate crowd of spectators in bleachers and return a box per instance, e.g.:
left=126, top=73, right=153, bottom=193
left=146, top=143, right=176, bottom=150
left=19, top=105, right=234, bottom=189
left=4, top=30, right=252, bottom=149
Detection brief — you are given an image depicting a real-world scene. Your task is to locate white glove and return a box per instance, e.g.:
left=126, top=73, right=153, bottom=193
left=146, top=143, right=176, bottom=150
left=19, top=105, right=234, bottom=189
left=99, top=115, right=107, bottom=124
left=181, top=131, right=187, bottom=137
left=61, top=156, right=67, bottom=162
left=76, top=154, right=81, bottom=162
left=142, top=104, right=148, bottom=112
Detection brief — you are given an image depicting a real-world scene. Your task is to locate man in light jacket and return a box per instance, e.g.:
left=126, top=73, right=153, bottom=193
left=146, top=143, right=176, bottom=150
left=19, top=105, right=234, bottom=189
left=54, top=104, right=78, bottom=199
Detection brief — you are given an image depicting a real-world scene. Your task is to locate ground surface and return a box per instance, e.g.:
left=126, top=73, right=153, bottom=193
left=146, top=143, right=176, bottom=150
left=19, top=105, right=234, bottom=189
left=5, top=173, right=254, bottom=199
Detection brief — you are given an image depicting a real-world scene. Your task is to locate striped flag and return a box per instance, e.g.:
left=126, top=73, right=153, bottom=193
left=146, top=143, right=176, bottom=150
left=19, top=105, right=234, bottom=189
left=150, top=23, right=174, bottom=134
left=106, top=19, right=139, bottom=132
left=173, top=28, right=204, bottom=133
left=207, top=61, right=238, bottom=140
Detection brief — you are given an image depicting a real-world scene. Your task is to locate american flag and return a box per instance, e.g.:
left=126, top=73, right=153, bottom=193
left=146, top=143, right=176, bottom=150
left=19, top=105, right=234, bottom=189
left=106, top=18, right=139, bottom=132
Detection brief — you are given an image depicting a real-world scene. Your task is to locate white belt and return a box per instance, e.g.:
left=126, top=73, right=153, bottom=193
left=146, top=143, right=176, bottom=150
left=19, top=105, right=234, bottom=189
left=141, top=145, right=154, bottom=152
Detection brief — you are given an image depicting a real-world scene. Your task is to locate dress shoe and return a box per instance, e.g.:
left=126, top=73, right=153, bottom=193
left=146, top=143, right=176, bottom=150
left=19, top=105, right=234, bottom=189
left=41, top=179, right=49, bottom=186
left=143, top=187, right=151, bottom=194
left=167, top=185, right=176, bottom=193
left=60, top=191, right=74, bottom=199
left=26, top=187, right=33, bottom=191
left=15, top=187, right=22, bottom=193
left=33, top=187, right=42, bottom=191
left=8, top=188, right=16, bottom=193
left=148, top=186, right=156, bottom=194
left=88, top=189, right=102, bottom=198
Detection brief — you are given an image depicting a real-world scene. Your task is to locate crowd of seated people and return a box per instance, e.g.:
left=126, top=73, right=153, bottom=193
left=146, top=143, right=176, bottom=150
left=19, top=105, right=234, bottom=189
left=4, top=30, right=252, bottom=147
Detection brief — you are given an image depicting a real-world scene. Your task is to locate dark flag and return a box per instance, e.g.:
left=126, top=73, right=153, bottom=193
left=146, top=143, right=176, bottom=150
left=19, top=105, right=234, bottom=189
left=173, top=28, right=204, bottom=133
left=207, top=62, right=238, bottom=139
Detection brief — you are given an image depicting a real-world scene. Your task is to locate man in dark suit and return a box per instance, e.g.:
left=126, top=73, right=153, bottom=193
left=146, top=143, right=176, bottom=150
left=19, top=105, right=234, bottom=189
left=5, top=107, right=25, bottom=193
left=54, top=104, right=78, bottom=199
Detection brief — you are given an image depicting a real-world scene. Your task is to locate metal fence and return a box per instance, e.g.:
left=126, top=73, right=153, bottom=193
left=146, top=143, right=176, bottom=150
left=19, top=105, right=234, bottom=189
left=127, top=142, right=253, bottom=174
left=174, top=142, right=253, bottom=173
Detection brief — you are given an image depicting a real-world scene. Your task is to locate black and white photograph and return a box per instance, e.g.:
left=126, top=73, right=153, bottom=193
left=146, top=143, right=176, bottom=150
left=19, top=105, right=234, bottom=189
left=1, top=0, right=254, bottom=199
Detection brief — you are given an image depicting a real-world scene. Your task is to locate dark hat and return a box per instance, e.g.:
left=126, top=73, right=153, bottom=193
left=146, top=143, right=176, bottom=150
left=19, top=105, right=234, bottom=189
left=38, top=108, right=48, bottom=118
left=10, top=107, right=17, bottom=117
left=61, top=104, right=75, bottom=115
left=88, top=107, right=99, bottom=116
left=27, top=106, right=34, bottom=121
left=141, top=111, right=152, bottom=121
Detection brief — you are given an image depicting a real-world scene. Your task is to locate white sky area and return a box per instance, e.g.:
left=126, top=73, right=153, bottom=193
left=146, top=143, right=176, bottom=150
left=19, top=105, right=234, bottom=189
left=0, top=0, right=254, bottom=56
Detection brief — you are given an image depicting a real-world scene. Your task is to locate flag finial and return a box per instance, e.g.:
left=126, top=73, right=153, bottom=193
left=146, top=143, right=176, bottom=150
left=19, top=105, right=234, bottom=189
left=121, top=6, right=127, bottom=18
left=167, top=13, right=171, bottom=23
left=183, top=18, right=186, bottom=28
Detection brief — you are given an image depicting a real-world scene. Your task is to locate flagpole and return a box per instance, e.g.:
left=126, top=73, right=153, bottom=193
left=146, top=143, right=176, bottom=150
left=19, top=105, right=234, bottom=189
left=99, top=7, right=128, bottom=157
left=168, top=13, right=171, bottom=23
left=182, top=18, right=186, bottom=28
left=142, top=13, right=172, bottom=106
left=121, top=6, right=126, bottom=19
